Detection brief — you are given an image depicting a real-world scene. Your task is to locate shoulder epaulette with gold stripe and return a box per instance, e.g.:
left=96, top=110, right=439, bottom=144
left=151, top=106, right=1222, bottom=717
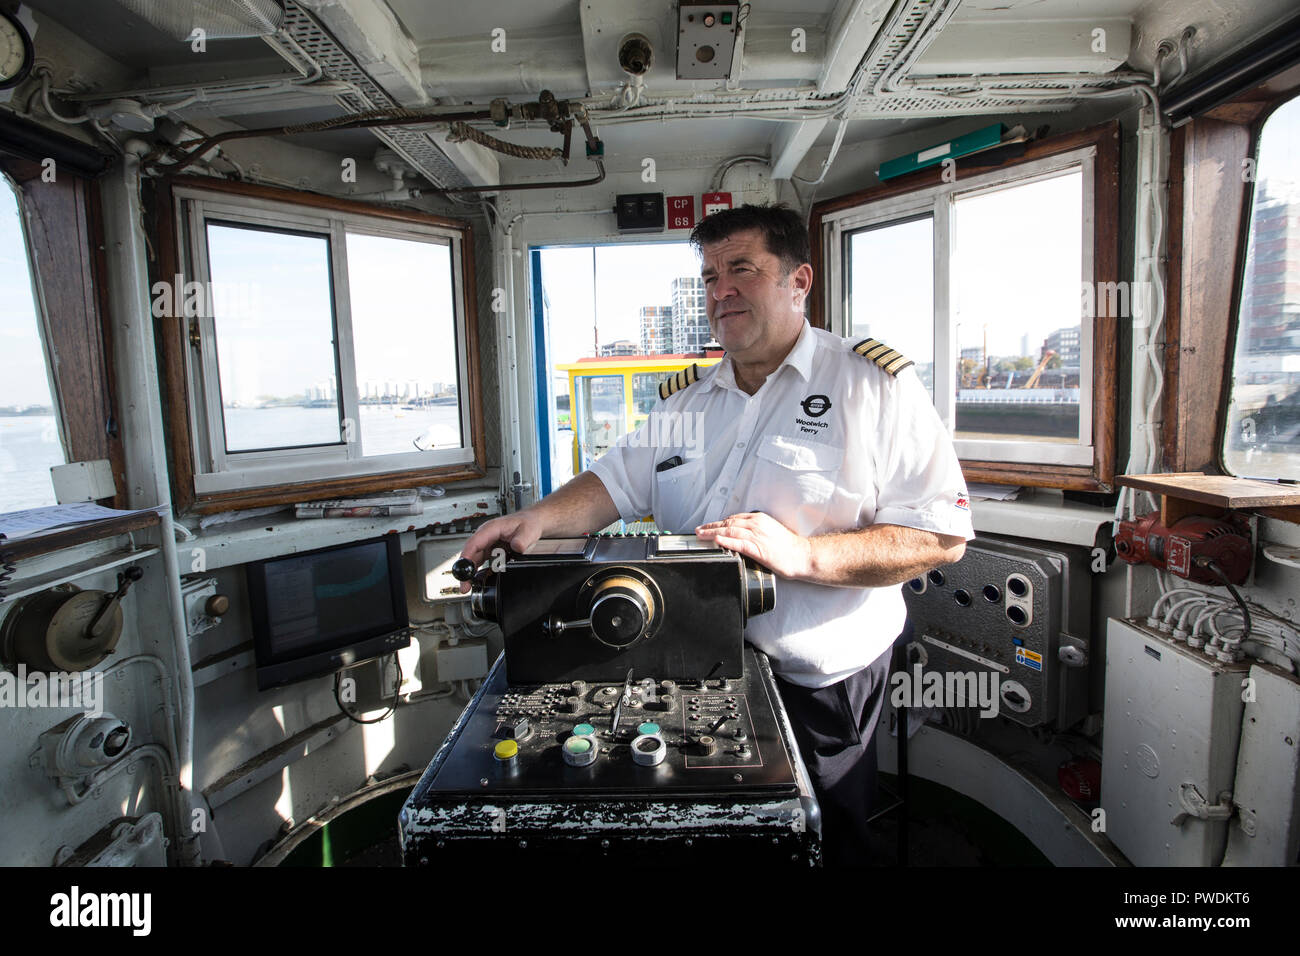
left=658, top=363, right=701, bottom=401
left=853, top=338, right=914, bottom=376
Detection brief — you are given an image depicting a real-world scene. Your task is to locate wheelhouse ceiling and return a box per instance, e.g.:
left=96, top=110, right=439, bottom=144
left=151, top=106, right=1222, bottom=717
left=18, top=0, right=1300, bottom=191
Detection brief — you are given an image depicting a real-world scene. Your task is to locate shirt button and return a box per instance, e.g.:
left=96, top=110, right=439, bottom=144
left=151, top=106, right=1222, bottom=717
left=736, top=441, right=745, bottom=448
left=719, top=487, right=728, bottom=494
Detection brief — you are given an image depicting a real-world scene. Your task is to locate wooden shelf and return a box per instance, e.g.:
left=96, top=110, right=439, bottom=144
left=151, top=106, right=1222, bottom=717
left=0, top=510, right=163, bottom=563
left=1116, top=473, right=1300, bottom=524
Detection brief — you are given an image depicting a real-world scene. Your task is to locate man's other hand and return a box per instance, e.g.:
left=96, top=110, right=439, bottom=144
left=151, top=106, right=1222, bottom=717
left=457, top=513, right=547, bottom=592
left=695, top=512, right=812, bottom=580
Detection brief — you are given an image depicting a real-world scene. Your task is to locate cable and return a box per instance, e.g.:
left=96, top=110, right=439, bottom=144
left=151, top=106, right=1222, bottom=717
left=1198, top=558, right=1251, bottom=645
left=792, top=116, right=849, bottom=186
left=33, top=68, right=91, bottom=124
left=333, top=652, right=402, bottom=725
left=446, top=121, right=565, bottom=162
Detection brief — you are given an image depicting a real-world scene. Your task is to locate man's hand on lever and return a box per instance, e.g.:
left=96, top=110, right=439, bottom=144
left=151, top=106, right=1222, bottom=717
left=695, top=512, right=966, bottom=589
left=457, top=470, right=621, bottom=593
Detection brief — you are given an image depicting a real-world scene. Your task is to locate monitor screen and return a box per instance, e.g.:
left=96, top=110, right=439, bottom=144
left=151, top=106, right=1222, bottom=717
left=247, top=535, right=409, bottom=690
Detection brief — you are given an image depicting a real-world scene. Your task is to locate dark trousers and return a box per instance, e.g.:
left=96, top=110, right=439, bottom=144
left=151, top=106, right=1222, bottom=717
left=774, top=620, right=910, bottom=867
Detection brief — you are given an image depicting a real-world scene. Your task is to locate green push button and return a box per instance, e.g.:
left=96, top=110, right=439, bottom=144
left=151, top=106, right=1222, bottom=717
left=564, top=736, right=592, bottom=755
left=638, top=722, right=660, bottom=736
left=721, top=11, right=733, bottom=24
left=573, top=723, right=596, bottom=736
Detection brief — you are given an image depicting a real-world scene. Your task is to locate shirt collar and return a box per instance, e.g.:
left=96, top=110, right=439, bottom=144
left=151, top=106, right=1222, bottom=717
left=705, top=321, right=817, bottom=393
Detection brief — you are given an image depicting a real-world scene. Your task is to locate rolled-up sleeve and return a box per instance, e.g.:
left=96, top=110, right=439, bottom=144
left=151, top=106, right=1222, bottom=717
left=869, top=369, right=975, bottom=540
left=587, top=424, right=656, bottom=523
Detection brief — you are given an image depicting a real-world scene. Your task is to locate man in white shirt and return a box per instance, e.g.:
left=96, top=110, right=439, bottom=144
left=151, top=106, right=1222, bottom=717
left=461, top=205, right=973, bottom=864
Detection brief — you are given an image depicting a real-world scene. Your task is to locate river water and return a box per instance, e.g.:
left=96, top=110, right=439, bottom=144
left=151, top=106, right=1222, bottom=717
left=1, top=404, right=463, bottom=515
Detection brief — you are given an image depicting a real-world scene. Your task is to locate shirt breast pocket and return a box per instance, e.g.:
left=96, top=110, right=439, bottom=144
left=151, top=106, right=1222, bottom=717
left=652, top=456, right=706, bottom=532
left=752, top=435, right=845, bottom=536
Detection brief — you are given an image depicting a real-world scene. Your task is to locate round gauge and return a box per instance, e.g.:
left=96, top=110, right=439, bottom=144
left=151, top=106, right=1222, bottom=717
left=0, top=11, right=34, bottom=91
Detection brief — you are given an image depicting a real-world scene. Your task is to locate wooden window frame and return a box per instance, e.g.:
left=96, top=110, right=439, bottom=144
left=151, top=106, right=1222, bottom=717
left=149, top=176, right=486, bottom=515
left=1164, top=64, right=1300, bottom=479
left=0, top=153, right=126, bottom=508
left=810, top=122, right=1121, bottom=492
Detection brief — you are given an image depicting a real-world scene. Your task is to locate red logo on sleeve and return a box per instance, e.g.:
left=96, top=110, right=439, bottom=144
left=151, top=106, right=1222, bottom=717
left=955, top=494, right=970, bottom=511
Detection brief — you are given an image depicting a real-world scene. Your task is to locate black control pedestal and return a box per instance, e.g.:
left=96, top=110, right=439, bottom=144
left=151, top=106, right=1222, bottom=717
left=399, top=646, right=821, bottom=865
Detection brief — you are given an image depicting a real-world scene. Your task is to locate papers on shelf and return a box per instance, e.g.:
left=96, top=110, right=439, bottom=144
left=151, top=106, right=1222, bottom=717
left=967, top=483, right=1023, bottom=502
left=0, top=503, right=160, bottom=540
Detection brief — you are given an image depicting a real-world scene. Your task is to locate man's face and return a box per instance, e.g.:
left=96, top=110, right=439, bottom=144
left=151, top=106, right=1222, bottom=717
left=699, top=228, right=812, bottom=365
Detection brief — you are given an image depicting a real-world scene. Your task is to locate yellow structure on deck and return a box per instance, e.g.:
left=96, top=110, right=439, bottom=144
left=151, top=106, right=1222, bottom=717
left=556, top=353, right=723, bottom=476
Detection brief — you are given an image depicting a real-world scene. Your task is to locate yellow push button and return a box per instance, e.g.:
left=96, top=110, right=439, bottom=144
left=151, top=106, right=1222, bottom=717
left=494, top=739, right=519, bottom=760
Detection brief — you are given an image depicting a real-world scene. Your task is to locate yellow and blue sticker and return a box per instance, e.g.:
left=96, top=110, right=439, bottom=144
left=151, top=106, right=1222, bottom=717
left=1015, top=646, right=1043, bottom=671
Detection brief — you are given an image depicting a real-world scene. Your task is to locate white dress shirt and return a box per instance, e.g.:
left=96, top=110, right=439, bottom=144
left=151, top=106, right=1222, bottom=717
left=589, top=322, right=974, bottom=688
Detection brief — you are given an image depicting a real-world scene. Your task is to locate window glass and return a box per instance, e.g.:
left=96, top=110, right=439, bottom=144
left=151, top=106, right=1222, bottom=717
left=848, top=216, right=935, bottom=394
left=951, top=169, right=1083, bottom=444
left=205, top=222, right=341, bottom=452
left=632, top=372, right=660, bottom=421
left=536, top=242, right=704, bottom=486
left=0, top=176, right=64, bottom=512
left=345, top=232, right=461, bottom=456
left=575, top=374, right=626, bottom=471
left=1224, top=94, right=1300, bottom=479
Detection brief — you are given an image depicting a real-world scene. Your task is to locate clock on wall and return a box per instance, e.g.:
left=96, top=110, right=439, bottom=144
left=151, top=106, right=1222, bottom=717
left=0, top=10, right=34, bottom=91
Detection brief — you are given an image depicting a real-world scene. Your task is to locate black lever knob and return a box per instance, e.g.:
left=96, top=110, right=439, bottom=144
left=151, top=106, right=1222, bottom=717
left=450, top=558, right=477, bottom=582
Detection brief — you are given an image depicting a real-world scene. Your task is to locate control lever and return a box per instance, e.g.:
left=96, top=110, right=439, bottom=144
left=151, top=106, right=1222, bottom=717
left=85, top=566, right=143, bottom=641
left=451, top=557, right=500, bottom=621
left=610, top=667, right=633, bottom=739
left=542, top=614, right=590, bottom=637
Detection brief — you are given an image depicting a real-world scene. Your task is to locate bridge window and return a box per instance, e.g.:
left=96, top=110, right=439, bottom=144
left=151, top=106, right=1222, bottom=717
left=159, top=181, right=481, bottom=511
left=0, top=174, right=65, bottom=511
left=1223, top=92, right=1300, bottom=481
left=814, top=124, right=1119, bottom=492
left=533, top=241, right=706, bottom=493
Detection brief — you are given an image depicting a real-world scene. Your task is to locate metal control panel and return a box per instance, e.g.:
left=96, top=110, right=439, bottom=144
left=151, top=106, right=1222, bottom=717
left=902, top=536, right=1091, bottom=729
left=413, top=645, right=796, bottom=795
left=400, top=646, right=819, bottom=864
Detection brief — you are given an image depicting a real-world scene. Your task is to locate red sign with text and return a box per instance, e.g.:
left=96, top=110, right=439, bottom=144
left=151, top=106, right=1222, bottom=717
left=702, top=191, right=733, bottom=217
left=667, top=195, right=696, bottom=229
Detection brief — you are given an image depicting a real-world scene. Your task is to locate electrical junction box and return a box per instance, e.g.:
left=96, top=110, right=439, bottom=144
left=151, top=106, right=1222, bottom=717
left=434, top=638, right=489, bottom=683
left=1222, top=662, right=1300, bottom=866
left=1100, top=618, right=1249, bottom=866
left=677, top=1, right=740, bottom=80
left=615, top=193, right=665, bottom=233
left=51, top=459, right=116, bottom=503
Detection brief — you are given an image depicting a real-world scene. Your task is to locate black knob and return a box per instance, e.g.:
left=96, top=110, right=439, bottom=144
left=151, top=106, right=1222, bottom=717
left=451, top=558, right=477, bottom=581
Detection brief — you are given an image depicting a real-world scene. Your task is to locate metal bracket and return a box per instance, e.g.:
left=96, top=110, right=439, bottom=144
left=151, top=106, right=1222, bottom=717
left=1171, top=782, right=1234, bottom=826
left=1237, top=806, right=1257, bottom=837
left=1057, top=632, right=1088, bottom=667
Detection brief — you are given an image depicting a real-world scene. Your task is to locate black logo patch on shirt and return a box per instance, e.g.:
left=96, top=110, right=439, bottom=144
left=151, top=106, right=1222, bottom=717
left=800, top=394, right=832, bottom=417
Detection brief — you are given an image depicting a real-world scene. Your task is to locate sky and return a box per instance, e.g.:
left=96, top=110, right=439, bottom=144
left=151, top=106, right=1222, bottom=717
left=539, top=242, right=702, bottom=365
left=205, top=224, right=459, bottom=405
left=0, top=181, right=55, bottom=408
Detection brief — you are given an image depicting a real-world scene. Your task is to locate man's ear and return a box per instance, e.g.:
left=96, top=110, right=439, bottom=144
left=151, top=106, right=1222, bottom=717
left=790, top=263, right=814, bottom=307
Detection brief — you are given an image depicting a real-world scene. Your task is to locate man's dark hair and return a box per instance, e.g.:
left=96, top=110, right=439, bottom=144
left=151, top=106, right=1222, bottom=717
left=689, top=203, right=811, bottom=277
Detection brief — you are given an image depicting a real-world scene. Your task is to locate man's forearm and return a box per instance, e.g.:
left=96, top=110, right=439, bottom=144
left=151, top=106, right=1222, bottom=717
left=694, top=512, right=965, bottom=587
left=523, top=469, right=622, bottom=536
left=806, top=523, right=966, bottom=588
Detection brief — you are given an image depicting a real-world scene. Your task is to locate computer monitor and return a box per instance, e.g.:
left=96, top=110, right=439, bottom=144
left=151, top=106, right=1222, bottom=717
left=247, top=534, right=410, bottom=690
